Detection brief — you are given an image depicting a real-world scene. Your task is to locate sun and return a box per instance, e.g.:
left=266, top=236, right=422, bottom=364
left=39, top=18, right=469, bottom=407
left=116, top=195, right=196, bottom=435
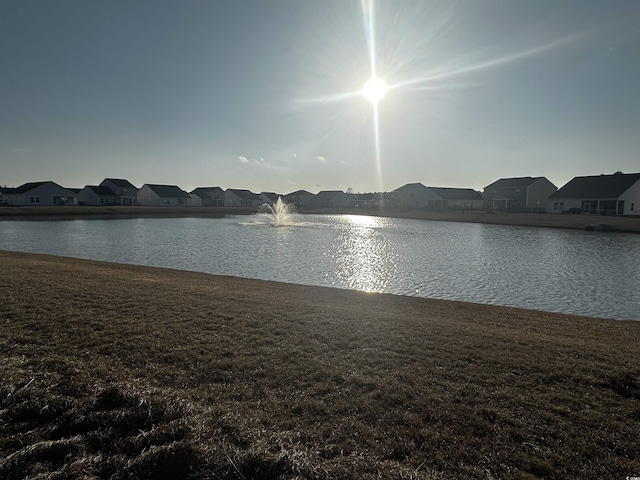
left=361, top=76, right=387, bottom=104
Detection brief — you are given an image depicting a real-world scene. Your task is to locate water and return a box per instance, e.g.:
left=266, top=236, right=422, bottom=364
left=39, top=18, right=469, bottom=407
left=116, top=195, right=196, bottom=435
left=258, top=197, right=297, bottom=226
left=1, top=214, right=638, bottom=320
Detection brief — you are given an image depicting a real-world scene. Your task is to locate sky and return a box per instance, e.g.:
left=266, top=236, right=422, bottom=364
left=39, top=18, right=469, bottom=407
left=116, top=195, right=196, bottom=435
left=1, top=0, right=639, bottom=195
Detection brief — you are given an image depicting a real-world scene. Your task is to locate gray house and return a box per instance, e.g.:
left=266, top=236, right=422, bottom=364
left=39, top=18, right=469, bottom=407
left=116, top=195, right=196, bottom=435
left=283, top=190, right=315, bottom=209
left=546, top=172, right=640, bottom=215
left=393, top=183, right=483, bottom=209
left=310, top=190, right=352, bottom=208
left=259, top=192, right=282, bottom=205
left=189, top=187, right=225, bottom=207
left=224, top=189, right=263, bottom=207
left=76, top=185, right=118, bottom=206
left=0, top=181, right=77, bottom=206
left=483, top=177, right=557, bottom=212
left=137, top=184, right=191, bottom=206
left=99, top=178, right=138, bottom=205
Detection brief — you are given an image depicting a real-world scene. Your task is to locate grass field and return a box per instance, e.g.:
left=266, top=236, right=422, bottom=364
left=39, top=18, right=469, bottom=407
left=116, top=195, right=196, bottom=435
left=1, top=250, right=639, bottom=479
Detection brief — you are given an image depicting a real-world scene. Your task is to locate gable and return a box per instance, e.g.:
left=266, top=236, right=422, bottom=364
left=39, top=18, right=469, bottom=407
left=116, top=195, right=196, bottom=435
left=550, top=173, right=640, bottom=199
left=485, top=177, right=542, bottom=190
left=146, top=184, right=191, bottom=198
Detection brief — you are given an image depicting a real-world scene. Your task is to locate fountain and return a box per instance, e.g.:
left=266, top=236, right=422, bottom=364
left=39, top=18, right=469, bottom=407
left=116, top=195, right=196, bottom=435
left=258, top=197, right=297, bottom=226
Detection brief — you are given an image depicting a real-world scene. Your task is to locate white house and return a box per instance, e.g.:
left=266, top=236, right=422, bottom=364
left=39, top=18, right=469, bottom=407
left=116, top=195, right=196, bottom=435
left=224, top=189, right=264, bottom=207
left=137, top=184, right=191, bottom=206
left=547, top=172, right=640, bottom=215
left=0, top=181, right=77, bottom=206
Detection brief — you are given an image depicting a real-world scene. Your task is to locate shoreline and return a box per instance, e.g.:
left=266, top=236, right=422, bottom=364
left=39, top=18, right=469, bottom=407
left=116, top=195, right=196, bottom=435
left=1, top=204, right=640, bottom=232
left=2, top=250, right=640, bottom=478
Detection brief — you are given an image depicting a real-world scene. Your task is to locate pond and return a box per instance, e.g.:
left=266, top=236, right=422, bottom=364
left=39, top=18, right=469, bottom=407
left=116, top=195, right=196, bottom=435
left=1, top=214, right=638, bottom=320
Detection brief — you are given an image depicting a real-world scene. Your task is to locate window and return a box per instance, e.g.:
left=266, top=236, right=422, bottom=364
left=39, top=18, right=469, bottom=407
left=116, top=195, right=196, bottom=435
left=30, top=196, right=40, bottom=203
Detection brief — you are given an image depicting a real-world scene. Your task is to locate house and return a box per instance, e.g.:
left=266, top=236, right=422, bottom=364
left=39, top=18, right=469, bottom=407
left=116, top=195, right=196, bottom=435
left=137, top=184, right=191, bottom=206
left=309, top=190, right=352, bottom=208
left=189, top=187, right=225, bottom=207
left=392, top=183, right=431, bottom=208
left=283, top=190, right=315, bottom=209
left=224, top=189, right=264, bottom=207
left=428, top=187, right=483, bottom=209
left=483, top=177, right=557, bottom=212
left=76, top=185, right=119, bottom=206
left=99, top=178, right=138, bottom=205
left=0, top=181, right=77, bottom=206
left=546, top=172, right=640, bottom=215
left=259, top=192, right=281, bottom=205
left=392, top=183, right=483, bottom=209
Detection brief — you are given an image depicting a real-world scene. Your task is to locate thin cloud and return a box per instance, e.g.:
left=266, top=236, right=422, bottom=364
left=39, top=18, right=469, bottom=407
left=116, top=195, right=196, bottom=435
left=238, top=156, right=249, bottom=163
left=317, top=156, right=327, bottom=162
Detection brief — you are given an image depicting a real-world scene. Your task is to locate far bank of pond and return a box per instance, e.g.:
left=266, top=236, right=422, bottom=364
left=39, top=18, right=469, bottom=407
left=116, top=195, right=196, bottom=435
left=1, top=205, right=639, bottom=232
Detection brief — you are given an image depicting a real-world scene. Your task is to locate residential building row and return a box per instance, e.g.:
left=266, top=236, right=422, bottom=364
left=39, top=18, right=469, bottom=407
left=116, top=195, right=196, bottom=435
left=1, top=172, right=639, bottom=216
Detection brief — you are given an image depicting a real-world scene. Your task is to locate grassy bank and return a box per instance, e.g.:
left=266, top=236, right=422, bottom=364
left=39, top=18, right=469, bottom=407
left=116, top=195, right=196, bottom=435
left=1, top=250, right=639, bottom=479
left=1, top=205, right=639, bottom=232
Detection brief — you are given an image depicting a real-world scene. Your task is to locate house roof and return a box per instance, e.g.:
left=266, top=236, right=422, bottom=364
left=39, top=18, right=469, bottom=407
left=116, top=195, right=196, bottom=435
left=226, top=189, right=262, bottom=201
left=259, top=192, right=282, bottom=204
left=190, top=187, right=223, bottom=199
left=285, top=190, right=313, bottom=196
left=314, top=190, right=348, bottom=201
left=549, top=173, right=640, bottom=199
left=103, top=178, right=137, bottom=189
left=392, top=182, right=427, bottom=192
left=85, top=185, right=116, bottom=196
left=144, top=184, right=191, bottom=198
left=13, top=181, right=50, bottom=194
left=484, top=177, right=544, bottom=190
left=428, top=187, right=483, bottom=200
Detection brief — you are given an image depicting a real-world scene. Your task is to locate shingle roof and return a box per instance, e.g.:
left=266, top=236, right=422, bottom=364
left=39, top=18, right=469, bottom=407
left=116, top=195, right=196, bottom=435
left=145, top=184, right=191, bottom=198
left=226, top=189, right=262, bottom=201
left=428, top=187, right=483, bottom=200
left=86, top=186, right=116, bottom=196
left=314, top=190, right=347, bottom=201
left=484, top=177, right=543, bottom=189
left=14, top=181, right=50, bottom=193
left=549, top=173, right=640, bottom=199
left=104, top=178, right=137, bottom=189
left=260, top=192, right=280, bottom=202
left=285, top=190, right=312, bottom=196
left=392, top=182, right=427, bottom=192
left=190, top=187, right=223, bottom=199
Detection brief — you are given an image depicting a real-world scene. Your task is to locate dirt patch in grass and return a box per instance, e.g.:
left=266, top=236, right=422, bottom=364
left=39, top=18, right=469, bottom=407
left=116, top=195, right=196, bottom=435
left=1, top=250, right=639, bottom=479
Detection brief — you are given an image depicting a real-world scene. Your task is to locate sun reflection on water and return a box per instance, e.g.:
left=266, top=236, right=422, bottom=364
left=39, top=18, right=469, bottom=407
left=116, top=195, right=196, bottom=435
left=330, top=215, right=396, bottom=293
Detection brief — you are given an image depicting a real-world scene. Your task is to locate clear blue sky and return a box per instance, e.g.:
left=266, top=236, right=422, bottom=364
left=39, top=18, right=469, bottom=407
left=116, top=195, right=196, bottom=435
left=1, top=0, right=638, bottom=194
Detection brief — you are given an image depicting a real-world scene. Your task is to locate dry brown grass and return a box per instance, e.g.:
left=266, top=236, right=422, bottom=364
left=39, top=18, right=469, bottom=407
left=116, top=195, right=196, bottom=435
left=1, top=250, right=639, bottom=479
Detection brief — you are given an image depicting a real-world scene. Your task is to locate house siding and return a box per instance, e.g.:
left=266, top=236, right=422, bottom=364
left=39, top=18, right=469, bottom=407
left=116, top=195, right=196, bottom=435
left=620, top=180, right=640, bottom=215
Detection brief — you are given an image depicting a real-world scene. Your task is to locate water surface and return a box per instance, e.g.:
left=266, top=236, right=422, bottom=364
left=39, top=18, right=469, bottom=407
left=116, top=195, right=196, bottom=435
left=1, top=214, right=638, bottom=320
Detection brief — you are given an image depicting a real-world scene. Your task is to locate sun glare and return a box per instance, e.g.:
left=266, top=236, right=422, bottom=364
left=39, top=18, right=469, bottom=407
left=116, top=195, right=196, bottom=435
left=361, top=76, right=387, bottom=104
